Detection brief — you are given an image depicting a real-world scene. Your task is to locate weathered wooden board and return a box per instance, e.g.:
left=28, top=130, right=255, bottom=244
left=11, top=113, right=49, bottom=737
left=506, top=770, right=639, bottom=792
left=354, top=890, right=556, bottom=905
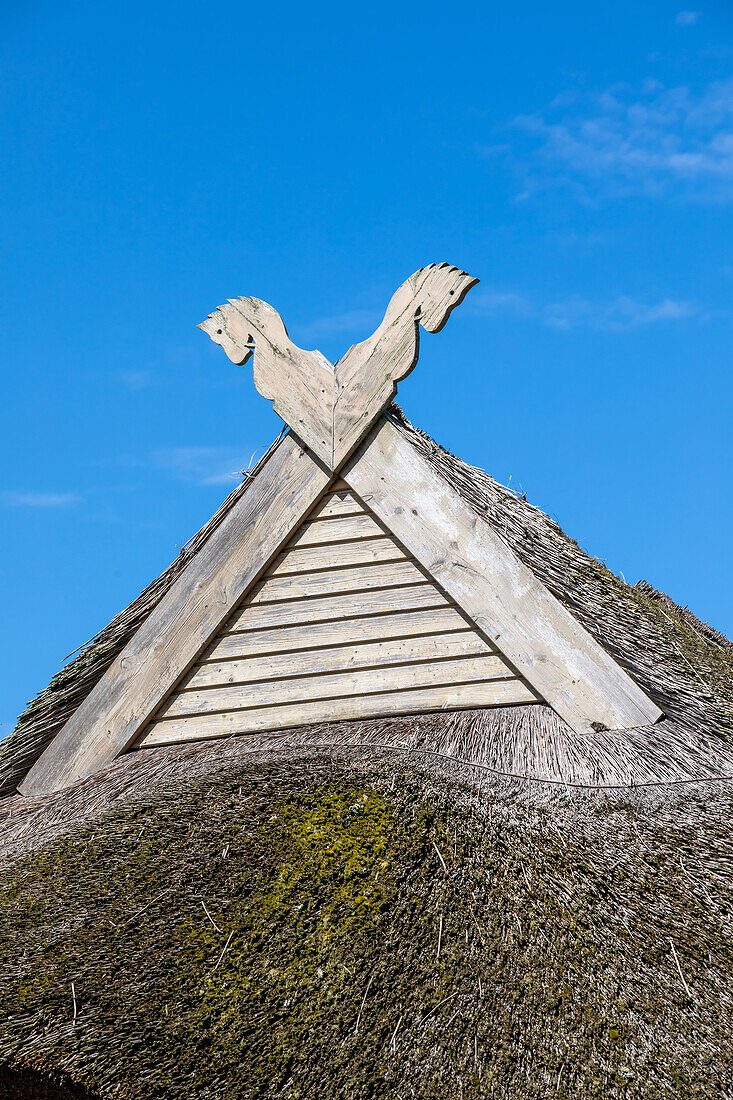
left=223, top=584, right=454, bottom=632
left=331, top=265, right=479, bottom=468
left=343, top=419, right=663, bottom=735
left=308, top=492, right=367, bottom=519
left=287, top=512, right=387, bottom=547
left=273, top=536, right=404, bottom=575
left=20, top=435, right=333, bottom=796
left=138, top=484, right=529, bottom=751
left=249, top=559, right=427, bottom=604
left=200, top=264, right=479, bottom=469
left=199, top=297, right=337, bottom=465
left=210, top=606, right=476, bottom=658
left=140, top=678, right=539, bottom=747
left=187, top=631, right=494, bottom=689
left=160, top=655, right=516, bottom=717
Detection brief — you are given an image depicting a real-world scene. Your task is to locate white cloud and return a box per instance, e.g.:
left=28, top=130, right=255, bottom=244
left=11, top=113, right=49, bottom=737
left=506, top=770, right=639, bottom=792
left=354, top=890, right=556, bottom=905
left=470, top=290, right=531, bottom=317
left=293, top=308, right=381, bottom=348
left=4, top=491, right=81, bottom=508
left=120, top=371, right=152, bottom=391
left=675, top=10, right=701, bottom=25
left=153, top=446, right=260, bottom=486
left=509, top=77, right=733, bottom=200
left=471, top=290, right=704, bottom=330
left=544, top=295, right=699, bottom=330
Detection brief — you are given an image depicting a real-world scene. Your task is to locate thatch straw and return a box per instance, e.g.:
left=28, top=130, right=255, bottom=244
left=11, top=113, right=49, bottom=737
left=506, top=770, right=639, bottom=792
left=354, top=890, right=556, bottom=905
left=0, top=745, right=732, bottom=1098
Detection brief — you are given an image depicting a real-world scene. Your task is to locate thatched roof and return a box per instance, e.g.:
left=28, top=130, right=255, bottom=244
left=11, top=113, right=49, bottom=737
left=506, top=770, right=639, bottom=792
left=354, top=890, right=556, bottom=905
left=1, top=409, right=732, bottom=1098
left=1, top=742, right=733, bottom=1098
left=2, top=407, right=732, bottom=800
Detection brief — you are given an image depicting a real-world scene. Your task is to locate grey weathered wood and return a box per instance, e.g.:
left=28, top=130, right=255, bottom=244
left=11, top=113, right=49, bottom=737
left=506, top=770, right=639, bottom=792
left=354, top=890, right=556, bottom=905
left=223, top=584, right=451, bottom=632
left=330, top=265, right=479, bottom=468
left=273, top=537, right=405, bottom=575
left=160, top=654, right=516, bottom=717
left=211, top=606, right=475, bottom=658
left=187, top=631, right=495, bottom=689
left=287, top=512, right=387, bottom=547
left=199, top=297, right=336, bottom=464
left=139, top=678, right=539, bottom=747
left=199, top=264, right=478, bottom=469
left=250, top=559, right=426, bottom=604
left=308, top=492, right=366, bottom=519
left=20, top=434, right=333, bottom=796
left=343, top=418, right=663, bottom=736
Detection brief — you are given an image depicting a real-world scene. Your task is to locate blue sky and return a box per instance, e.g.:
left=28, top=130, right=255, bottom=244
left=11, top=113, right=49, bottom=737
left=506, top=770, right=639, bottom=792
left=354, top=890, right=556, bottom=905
left=2, top=0, right=732, bottom=737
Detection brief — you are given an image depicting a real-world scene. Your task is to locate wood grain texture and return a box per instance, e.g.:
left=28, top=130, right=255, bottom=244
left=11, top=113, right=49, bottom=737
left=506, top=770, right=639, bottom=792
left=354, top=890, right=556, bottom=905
left=199, top=264, right=478, bottom=469
left=308, top=492, right=366, bottom=519
left=140, top=678, right=539, bottom=747
left=223, top=584, right=451, bottom=632
left=20, top=435, right=333, bottom=796
left=187, top=631, right=494, bottom=689
left=137, top=485, right=534, bottom=751
left=160, top=655, right=516, bottom=717
left=199, top=297, right=335, bottom=464
left=287, top=512, right=387, bottom=547
left=210, top=606, right=476, bottom=658
left=273, top=537, right=406, bottom=574
left=343, top=418, right=664, bottom=736
left=330, top=265, right=479, bottom=468
left=249, top=559, right=427, bottom=603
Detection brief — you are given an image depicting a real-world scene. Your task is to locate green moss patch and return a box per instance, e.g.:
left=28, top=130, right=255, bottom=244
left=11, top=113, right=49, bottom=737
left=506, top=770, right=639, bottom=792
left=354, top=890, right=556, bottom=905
left=1, top=754, right=732, bottom=1099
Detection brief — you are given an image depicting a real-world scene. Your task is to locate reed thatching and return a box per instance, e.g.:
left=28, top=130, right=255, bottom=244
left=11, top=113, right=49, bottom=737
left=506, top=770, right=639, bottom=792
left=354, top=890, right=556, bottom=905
left=1, top=409, right=732, bottom=1098
left=1, top=742, right=732, bottom=1099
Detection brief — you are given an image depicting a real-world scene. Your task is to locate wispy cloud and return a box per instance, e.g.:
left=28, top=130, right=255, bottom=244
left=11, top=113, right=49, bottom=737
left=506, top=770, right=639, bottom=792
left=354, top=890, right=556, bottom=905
left=293, top=308, right=381, bottom=347
left=543, top=295, right=700, bottom=330
left=472, top=291, right=531, bottom=317
left=471, top=289, right=705, bottom=330
left=676, top=10, right=701, bottom=25
left=153, top=446, right=260, bottom=486
left=120, top=370, right=152, bottom=391
left=507, top=77, right=733, bottom=201
left=3, top=491, right=81, bottom=508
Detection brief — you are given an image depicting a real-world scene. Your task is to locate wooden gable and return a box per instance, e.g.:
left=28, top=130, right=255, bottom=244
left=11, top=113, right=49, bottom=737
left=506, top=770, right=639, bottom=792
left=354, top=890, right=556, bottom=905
left=139, top=485, right=538, bottom=747
left=19, top=263, right=663, bottom=797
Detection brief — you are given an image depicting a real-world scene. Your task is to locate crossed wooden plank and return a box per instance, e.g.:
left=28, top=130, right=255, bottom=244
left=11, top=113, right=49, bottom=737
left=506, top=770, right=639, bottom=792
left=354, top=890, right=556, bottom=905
left=20, top=265, right=661, bottom=796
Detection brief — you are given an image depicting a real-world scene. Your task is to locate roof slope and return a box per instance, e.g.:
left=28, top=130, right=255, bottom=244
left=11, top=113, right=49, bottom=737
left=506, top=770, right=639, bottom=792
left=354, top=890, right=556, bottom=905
left=1, top=409, right=732, bottom=799
left=1, top=742, right=732, bottom=1100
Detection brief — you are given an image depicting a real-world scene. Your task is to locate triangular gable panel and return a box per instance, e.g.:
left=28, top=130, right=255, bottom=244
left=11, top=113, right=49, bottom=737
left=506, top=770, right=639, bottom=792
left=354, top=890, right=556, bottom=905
left=138, top=486, right=540, bottom=747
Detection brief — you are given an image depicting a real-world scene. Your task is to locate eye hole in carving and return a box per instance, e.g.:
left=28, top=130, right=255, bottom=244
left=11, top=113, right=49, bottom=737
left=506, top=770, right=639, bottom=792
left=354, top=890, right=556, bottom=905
left=217, top=329, right=222, bottom=334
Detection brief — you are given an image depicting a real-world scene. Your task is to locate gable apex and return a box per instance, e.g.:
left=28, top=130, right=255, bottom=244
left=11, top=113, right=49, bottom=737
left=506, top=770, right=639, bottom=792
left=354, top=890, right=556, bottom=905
left=19, top=413, right=662, bottom=797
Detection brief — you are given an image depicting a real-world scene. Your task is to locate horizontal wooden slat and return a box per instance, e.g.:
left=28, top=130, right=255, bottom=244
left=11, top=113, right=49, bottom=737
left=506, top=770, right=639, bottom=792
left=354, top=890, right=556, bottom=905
left=272, top=536, right=405, bottom=575
left=288, top=512, right=386, bottom=547
left=344, top=416, right=663, bottom=735
left=140, top=679, right=540, bottom=747
left=189, top=631, right=496, bottom=689
left=21, top=434, right=334, bottom=797
left=161, top=655, right=516, bottom=717
left=224, top=584, right=453, bottom=632
left=212, top=606, right=474, bottom=658
left=251, top=560, right=426, bottom=604
left=307, top=492, right=366, bottom=519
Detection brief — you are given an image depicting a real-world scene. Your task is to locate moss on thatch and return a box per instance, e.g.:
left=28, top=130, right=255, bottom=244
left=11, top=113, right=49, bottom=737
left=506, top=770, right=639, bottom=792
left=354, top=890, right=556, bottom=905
left=1, top=748, right=732, bottom=1098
